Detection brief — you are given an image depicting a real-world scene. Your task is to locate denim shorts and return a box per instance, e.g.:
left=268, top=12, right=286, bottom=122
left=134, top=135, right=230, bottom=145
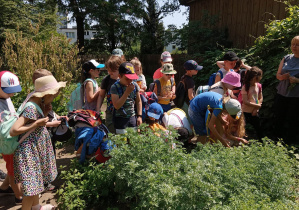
left=188, top=107, right=206, bottom=135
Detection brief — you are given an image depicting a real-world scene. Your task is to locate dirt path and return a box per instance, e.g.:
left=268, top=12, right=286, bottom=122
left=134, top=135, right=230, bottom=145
left=0, top=144, right=76, bottom=210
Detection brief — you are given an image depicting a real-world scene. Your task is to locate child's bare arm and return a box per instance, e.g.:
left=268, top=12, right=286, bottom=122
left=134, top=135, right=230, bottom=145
left=135, top=92, right=142, bottom=125
left=216, top=61, right=224, bottom=69
left=188, top=88, right=195, bottom=100
left=214, top=74, right=221, bottom=83
left=111, top=83, right=134, bottom=110
left=10, top=116, right=49, bottom=136
left=85, top=82, right=100, bottom=103
left=242, top=93, right=261, bottom=109
left=96, top=89, right=106, bottom=112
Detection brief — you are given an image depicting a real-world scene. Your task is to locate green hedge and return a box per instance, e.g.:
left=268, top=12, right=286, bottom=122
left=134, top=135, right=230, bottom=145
left=58, top=126, right=298, bottom=209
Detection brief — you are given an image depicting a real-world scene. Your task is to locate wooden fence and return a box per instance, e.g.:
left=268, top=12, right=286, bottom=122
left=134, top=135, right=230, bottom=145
left=185, top=0, right=299, bottom=48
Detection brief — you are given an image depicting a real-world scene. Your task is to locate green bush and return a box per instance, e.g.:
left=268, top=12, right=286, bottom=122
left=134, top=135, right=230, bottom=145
left=58, top=126, right=298, bottom=209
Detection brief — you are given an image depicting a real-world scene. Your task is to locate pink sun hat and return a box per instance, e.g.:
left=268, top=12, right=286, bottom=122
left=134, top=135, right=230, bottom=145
left=221, top=72, right=241, bottom=87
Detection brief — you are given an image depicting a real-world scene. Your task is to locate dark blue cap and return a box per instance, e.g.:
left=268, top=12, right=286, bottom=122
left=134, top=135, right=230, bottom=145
left=184, top=60, right=203, bottom=71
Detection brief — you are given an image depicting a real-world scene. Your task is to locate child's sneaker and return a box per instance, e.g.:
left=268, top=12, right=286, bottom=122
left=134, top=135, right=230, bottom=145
left=15, top=197, right=22, bottom=205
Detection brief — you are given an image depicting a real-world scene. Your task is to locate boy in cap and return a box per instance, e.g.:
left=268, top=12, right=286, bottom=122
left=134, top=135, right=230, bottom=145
left=180, top=60, right=203, bottom=120
left=147, top=103, right=168, bottom=136
left=214, top=51, right=239, bottom=84
left=0, top=71, right=23, bottom=204
left=153, top=51, right=173, bottom=81
left=112, top=48, right=126, bottom=62
left=153, top=63, right=176, bottom=112
left=110, top=62, right=142, bottom=134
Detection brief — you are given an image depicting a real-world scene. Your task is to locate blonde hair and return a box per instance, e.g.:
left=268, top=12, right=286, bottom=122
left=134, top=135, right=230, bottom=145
left=226, top=113, right=246, bottom=138
left=32, top=69, right=52, bottom=83
left=106, top=55, right=122, bottom=72
left=130, top=57, right=143, bottom=74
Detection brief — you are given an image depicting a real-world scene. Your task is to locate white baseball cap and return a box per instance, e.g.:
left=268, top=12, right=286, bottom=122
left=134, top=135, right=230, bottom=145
left=0, top=71, right=22, bottom=94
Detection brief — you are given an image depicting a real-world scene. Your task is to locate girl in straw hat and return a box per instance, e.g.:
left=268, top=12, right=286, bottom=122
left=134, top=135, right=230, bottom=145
left=10, top=75, right=66, bottom=210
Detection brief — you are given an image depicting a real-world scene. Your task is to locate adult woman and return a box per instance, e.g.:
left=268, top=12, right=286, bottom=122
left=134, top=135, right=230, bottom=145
left=274, top=36, right=299, bottom=144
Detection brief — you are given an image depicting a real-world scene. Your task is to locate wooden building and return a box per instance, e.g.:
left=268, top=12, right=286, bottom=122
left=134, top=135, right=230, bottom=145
left=180, top=0, right=298, bottom=48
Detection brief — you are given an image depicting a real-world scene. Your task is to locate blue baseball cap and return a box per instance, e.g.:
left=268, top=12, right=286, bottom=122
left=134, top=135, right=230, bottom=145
left=147, top=103, right=163, bottom=119
left=184, top=60, right=203, bottom=71
left=112, top=48, right=123, bottom=57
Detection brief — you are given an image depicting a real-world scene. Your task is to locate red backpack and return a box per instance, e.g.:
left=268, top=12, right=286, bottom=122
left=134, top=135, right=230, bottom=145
left=238, top=83, right=262, bottom=105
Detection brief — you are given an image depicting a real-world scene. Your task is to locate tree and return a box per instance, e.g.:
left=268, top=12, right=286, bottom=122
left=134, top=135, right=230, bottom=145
left=56, top=0, right=98, bottom=51
left=140, top=0, right=180, bottom=54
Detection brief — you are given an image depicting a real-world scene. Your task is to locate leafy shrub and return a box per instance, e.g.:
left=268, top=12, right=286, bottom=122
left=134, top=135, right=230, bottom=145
left=58, top=126, right=298, bottom=209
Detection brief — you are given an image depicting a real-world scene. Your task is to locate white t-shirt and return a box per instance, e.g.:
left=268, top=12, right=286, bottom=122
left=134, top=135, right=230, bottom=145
left=210, top=81, right=232, bottom=96
left=162, top=109, right=192, bottom=135
left=0, top=98, right=16, bottom=113
left=216, top=68, right=233, bottom=79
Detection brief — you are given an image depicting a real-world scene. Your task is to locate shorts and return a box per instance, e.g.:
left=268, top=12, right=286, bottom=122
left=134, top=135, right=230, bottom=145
left=188, top=107, right=206, bottom=136
left=2, top=154, right=14, bottom=176
left=105, top=110, right=116, bottom=134
left=113, top=116, right=137, bottom=134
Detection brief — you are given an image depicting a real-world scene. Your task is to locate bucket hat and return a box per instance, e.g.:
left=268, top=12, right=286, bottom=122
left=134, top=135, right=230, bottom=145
left=31, top=75, right=66, bottom=98
left=160, top=63, right=177, bottom=74
left=221, top=72, right=241, bottom=87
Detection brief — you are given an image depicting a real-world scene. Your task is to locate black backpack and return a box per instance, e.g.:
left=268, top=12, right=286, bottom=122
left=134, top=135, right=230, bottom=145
left=173, top=78, right=186, bottom=108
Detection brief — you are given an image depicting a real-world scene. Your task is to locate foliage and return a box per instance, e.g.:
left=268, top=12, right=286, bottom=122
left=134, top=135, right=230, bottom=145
left=0, top=0, right=59, bottom=50
left=170, top=11, right=232, bottom=54
left=1, top=24, right=80, bottom=111
left=58, top=126, right=298, bottom=209
left=243, top=3, right=299, bottom=134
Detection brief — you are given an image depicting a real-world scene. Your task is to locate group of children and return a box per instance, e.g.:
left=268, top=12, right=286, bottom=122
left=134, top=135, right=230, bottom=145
left=0, top=48, right=264, bottom=209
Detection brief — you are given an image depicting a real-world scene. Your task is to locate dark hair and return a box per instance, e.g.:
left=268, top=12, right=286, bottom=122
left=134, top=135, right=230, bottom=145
left=81, top=62, right=94, bottom=83
left=244, top=66, right=263, bottom=92
left=233, top=59, right=242, bottom=70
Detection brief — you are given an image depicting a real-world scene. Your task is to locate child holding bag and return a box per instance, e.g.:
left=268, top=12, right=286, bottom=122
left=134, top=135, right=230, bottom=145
left=10, top=75, right=66, bottom=210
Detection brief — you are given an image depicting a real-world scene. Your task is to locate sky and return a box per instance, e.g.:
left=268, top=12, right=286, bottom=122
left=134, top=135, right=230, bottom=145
left=162, top=5, right=189, bottom=29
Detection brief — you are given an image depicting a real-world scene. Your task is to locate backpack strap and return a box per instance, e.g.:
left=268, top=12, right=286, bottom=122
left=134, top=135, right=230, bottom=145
left=170, top=77, right=174, bottom=89
left=218, top=70, right=224, bottom=79
left=18, top=102, right=44, bottom=144
left=154, top=80, right=161, bottom=96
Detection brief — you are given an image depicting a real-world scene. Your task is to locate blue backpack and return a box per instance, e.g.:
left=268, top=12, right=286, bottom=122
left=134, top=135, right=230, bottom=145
left=208, top=70, right=224, bottom=86
left=0, top=102, right=44, bottom=155
left=67, top=78, right=96, bottom=112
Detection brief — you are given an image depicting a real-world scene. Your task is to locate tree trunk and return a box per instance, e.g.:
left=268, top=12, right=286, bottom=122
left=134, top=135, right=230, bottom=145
left=76, top=15, right=85, bottom=52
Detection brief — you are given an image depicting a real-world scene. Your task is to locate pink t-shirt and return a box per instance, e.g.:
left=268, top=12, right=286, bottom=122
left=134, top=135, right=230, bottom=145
left=241, top=83, right=262, bottom=113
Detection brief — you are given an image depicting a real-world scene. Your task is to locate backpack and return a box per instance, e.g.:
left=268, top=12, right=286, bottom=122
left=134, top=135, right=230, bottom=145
left=67, top=79, right=96, bottom=112
left=0, top=102, right=44, bottom=155
left=195, top=85, right=223, bottom=96
left=208, top=69, right=234, bottom=86
left=173, top=78, right=186, bottom=108
left=154, top=77, right=174, bottom=96
left=238, top=83, right=262, bottom=105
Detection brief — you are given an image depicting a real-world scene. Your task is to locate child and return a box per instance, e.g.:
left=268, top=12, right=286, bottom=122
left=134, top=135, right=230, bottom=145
left=212, top=112, right=248, bottom=146
left=153, top=63, right=176, bottom=112
left=82, top=59, right=105, bottom=111
left=214, top=51, right=239, bottom=84
left=110, top=62, right=142, bottom=134
left=97, top=55, right=122, bottom=133
left=0, top=71, right=23, bottom=205
left=189, top=92, right=247, bottom=147
left=10, top=75, right=66, bottom=210
left=130, top=57, right=147, bottom=92
left=112, top=48, right=126, bottom=62
left=240, top=66, right=263, bottom=140
left=180, top=60, right=203, bottom=119
left=216, top=59, right=251, bottom=98
left=153, top=51, right=173, bottom=81
left=210, top=71, right=241, bottom=97
left=147, top=103, right=167, bottom=136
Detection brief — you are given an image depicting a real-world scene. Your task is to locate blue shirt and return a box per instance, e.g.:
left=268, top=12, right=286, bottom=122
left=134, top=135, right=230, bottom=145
left=189, top=92, right=223, bottom=116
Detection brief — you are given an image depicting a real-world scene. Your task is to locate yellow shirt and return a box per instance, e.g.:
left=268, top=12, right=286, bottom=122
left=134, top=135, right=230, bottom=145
left=156, top=78, right=175, bottom=105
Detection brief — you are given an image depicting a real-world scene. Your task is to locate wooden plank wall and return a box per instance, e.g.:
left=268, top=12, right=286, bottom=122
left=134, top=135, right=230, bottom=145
left=188, top=0, right=298, bottom=48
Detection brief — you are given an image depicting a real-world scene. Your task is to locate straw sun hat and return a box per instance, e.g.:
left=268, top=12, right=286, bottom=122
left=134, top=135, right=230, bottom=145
left=31, top=75, right=66, bottom=98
